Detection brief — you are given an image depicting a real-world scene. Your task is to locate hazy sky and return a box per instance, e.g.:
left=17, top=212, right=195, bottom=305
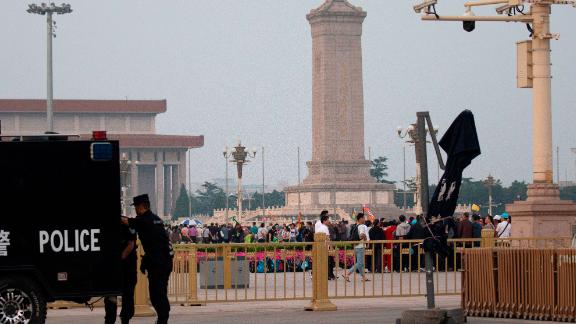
left=2, top=0, right=576, bottom=189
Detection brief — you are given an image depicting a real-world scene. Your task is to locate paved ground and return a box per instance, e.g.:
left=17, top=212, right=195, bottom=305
left=168, top=270, right=462, bottom=303
left=47, top=296, right=557, bottom=324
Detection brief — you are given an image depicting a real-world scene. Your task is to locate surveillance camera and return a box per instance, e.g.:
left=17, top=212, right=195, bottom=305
left=495, top=4, right=514, bottom=15
left=463, top=8, right=475, bottom=32
left=413, top=0, right=438, bottom=13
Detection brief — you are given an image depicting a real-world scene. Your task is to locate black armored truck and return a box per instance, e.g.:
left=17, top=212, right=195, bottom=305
left=0, top=132, right=123, bottom=323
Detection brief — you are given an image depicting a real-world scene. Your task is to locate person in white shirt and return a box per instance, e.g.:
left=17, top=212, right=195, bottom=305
left=314, top=211, right=336, bottom=279
left=257, top=223, right=268, bottom=243
left=315, top=210, right=330, bottom=236
left=289, top=224, right=298, bottom=242
left=343, top=213, right=370, bottom=282
left=495, top=213, right=511, bottom=238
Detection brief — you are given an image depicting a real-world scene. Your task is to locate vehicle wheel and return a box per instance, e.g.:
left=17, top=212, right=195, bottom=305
left=0, top=277, right=46, bottom=324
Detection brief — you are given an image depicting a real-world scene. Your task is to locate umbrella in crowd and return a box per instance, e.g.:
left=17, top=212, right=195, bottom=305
left=180, top=218, right=202, bottom=226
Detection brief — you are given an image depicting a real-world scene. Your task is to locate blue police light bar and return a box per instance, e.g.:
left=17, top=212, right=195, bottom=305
left=90, top=142, right=113, bottom=161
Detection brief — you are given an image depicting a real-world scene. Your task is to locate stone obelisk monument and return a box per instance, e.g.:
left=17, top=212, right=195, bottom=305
left=283, top=0, right=399, bottom=220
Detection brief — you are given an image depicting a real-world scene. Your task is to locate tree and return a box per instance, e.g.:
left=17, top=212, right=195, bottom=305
left=502, top=180, right=528, bottom=202
left=370, top=156, right=395, bottom=184
left=394, top=177, right=417, bottom=208
left=249, top=190, right=286, bottom=210
left=393, top=176, right=530, bottom=215
left=172, top=184, right=190, bottom=220
left=192, top=182, right=227, bottom=216
left=560, top=186, right=576, bottom=201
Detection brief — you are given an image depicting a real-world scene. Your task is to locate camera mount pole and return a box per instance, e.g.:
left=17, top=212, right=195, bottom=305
left=398, top=112, right=459, bottom=323
left=416, top=111, right=434, bottom=309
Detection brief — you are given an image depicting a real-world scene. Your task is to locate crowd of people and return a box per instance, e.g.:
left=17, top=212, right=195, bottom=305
left=166, top=211, right=512, bottom=246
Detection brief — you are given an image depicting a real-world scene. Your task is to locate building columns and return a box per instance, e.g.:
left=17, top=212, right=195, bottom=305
left=156, top=161, right=165, bottom=218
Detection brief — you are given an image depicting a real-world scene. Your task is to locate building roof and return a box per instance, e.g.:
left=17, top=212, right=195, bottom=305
left=0, top=99, right=167, bottom=114
left=79, top=134, right=204, bottom=149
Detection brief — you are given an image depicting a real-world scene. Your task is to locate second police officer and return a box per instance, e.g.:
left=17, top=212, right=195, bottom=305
left=121, top=194, right=173, bottom=324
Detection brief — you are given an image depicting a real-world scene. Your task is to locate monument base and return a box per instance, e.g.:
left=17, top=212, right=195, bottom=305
left=506, top=183, right=576, bottom=238
left=283, top=182, right=402, bottom=221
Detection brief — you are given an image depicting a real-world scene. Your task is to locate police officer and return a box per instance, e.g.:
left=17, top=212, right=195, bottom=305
left=104, top=222, right=137, bottom=324
left=121, top=194, right=173, bottom=324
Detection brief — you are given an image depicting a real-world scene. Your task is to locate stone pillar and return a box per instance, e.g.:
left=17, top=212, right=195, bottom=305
left=304, top=0, right=372, bottom=185
left=156, top=161, right=164, bottom=217
left=531, top=4, right=553, bottom=184
left=126, top=150, right=139, bottom=217
left=180, top=150, right=188, bottom=190
left=281, top=0, right=399, bottom=217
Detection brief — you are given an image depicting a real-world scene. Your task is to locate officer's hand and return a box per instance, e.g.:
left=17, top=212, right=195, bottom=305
left=120, top=216, right=129, bottom=225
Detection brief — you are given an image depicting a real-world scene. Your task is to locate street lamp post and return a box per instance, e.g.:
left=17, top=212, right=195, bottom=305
left=397, top=123, right=438, bottom=214
left=297, top=146, right=301, bottom=215
left=228, top=141, right=256, bottom=223
left=484, top=174, right=496, bottom=215
left=403, top=145, right=407, bottom=210
left=223, top=147, right=232, bottom=221
left=27, top=3, right=72, bottom=133
left=120, top=153, right=134, bottom=217
left=261, top=146, right=265, bottom=220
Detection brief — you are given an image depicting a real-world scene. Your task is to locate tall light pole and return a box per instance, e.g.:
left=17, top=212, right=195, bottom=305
left=27, top=3, right=72, bottom=133
left=261, top=146, right=265, bottom=219
left=228, top=141, right=256, bottom=223
left=415, top=2, right=575, bottom=183
left=414, top=0, right=576, bottom=237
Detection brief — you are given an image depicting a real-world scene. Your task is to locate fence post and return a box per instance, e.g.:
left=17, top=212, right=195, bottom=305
left=304, top=233, right=337, bottom=311
left=481, top=228, right=495, bottom=248
left=186, top=245, right=202, bottom=306
left=223, top=245, right=232, bottom=289
left=134, top=241, right=155, bottom=317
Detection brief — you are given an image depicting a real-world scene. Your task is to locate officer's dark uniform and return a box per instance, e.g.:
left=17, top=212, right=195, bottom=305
left=127, top=194, right=173, bottom=324
left=104, top=224, right=137, bottom=324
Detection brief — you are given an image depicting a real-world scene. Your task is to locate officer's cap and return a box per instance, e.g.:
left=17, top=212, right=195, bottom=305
left=131, top=194, right=150, bottom=206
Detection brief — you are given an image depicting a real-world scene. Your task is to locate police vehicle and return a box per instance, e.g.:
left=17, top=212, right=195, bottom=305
left=0, top=131, right=123, bottom=323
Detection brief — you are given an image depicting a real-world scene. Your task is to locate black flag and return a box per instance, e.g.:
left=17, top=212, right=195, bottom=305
left=428, top=110, right=481, bottom=218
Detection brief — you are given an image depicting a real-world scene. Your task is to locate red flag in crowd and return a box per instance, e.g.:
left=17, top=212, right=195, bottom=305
left=362, top=204, right=376, bottom=222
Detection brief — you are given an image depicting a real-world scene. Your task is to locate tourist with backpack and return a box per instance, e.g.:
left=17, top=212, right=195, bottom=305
left=343, top=213, right=370, bottom=282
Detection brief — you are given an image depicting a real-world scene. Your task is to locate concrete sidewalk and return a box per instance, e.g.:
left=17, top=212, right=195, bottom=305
left=46, top=296, right=558, bottom=324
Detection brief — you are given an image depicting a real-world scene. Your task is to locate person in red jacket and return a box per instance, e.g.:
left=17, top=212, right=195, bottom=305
left=456, top=212, right=473, bottom=239
left=383, top=220, right=397, bottom=272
